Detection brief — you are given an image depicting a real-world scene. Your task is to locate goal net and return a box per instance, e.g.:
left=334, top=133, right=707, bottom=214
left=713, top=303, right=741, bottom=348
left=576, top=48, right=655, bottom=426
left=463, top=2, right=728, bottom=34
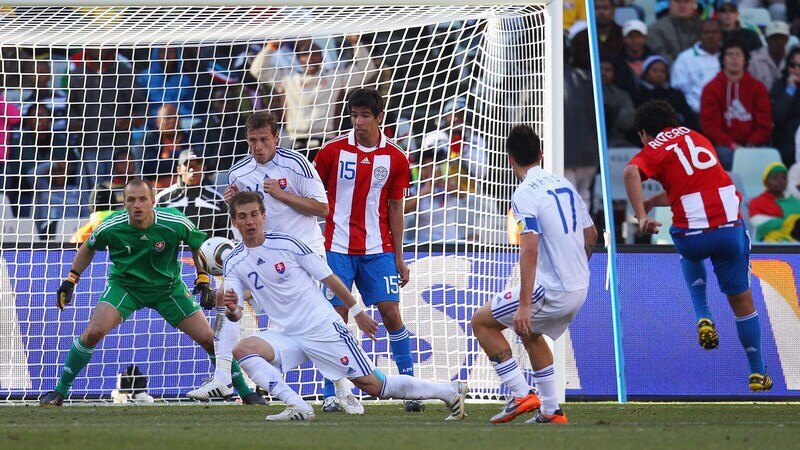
left=0, top=1, right=561, bottom=401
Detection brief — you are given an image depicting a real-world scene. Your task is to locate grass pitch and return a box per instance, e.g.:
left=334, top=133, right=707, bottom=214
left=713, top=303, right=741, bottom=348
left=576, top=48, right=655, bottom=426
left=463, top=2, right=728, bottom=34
left=2, top=402, right=799, bottom=449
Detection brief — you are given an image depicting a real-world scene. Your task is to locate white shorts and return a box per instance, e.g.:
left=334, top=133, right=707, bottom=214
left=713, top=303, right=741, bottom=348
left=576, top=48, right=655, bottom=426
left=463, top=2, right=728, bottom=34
left=253, top=321, right=375, bottom=380
left=490, top=284, right=588, bottom=340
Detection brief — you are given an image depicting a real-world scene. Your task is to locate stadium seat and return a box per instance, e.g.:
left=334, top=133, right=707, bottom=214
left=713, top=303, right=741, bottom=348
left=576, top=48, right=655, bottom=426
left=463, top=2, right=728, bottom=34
left=614, top=6, right=643, bottom=26
left=731, top=147, right=782, bottom=201
left=54, top=218, right=85, bottom=243
left=633, top=0, right=656, bottom=25
left=652, top=207, right=673, bottom=245
left=740, top=7, right=772, bottom=28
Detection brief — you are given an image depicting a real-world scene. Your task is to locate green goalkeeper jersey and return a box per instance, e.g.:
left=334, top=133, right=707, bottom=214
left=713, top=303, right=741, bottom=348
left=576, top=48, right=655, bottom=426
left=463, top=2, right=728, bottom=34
left=86, top=207, right=207, bottom=290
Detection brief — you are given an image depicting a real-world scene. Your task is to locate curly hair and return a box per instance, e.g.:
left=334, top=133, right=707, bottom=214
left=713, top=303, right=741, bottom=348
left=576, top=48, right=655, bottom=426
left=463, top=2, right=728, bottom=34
left=633, top=100, right=680, bottom=137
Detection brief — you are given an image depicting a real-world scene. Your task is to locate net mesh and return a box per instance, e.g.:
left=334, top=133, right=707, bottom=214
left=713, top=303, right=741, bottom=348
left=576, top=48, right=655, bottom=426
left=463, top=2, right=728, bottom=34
left=0, top=4, right=554, bottom=401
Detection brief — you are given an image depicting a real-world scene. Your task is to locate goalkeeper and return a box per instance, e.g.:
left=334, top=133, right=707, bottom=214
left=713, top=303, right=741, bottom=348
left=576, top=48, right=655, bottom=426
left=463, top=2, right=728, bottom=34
left=40, top=179, right=265, bottom=406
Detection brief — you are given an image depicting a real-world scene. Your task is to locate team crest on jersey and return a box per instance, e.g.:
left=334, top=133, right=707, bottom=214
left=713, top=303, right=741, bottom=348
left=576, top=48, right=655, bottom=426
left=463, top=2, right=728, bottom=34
left=340, top=356, right=349, bottom=366
left=504, top=292, right=512, bottom=300
left=373, top=166, right=388, bottom=181
left=278, top=178, right=287, bottom=190
left=274, top=262, right=286, bottom=274
left=155, top=241, right=166, bottom=252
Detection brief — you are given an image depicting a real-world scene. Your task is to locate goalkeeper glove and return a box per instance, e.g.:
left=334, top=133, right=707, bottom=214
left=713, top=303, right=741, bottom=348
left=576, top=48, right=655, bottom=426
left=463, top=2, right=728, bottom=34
left=193, top=273, right=215, bottom=310
left=57, top=270, right=80, bottom=311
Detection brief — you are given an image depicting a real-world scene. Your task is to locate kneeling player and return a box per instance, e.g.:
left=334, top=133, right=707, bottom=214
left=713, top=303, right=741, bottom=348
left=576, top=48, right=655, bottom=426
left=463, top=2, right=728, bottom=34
left=471, top=125, right=597, bottom=424
left=222, top=192, right=468, bottom=421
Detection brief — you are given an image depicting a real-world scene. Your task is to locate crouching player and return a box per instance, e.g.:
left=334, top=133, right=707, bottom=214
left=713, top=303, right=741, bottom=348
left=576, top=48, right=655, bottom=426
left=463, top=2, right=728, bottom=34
left=221, top=191, right=468, bottom=421
left=471, top=125, right=597, bottom=424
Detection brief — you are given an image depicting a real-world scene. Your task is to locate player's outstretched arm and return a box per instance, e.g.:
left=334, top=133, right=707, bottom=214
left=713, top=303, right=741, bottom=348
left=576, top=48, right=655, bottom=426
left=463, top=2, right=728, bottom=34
left=321, top=274, right=378, bottom=340
left=57, top=243, right=97, bottom=311
left=583, top=224, right=599, bottom=261
left=513, top=232, right=538, bottom=338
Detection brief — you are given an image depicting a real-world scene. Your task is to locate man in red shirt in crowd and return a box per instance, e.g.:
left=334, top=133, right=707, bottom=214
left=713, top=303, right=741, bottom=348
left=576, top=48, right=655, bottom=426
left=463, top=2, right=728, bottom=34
left=700, top=38, right=773, bottom=170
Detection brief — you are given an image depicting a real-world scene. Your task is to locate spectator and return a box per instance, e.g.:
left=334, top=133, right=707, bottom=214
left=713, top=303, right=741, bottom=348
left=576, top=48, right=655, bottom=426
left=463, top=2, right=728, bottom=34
left=137, top=47, right=196, bottom=118
left=635, top=55, right=699, bottom=130
left=671, top=18, right=723, bottom=114
left=19, top=59, right=68, bottom=132
left=648, top=0, right=703, bottom=63
left=67, top=48, right=147, bottom=177
left=748, top=162, right=800, bottom=241
left=91, top=148, right=138, bottom=212
left=750, top=20, right=793, bottom=91
left=140, top=103, right=190, bottom=187
left=700, top=38, right=773, bottom=169
left=249, top=36, right=378, bottom=161
left=190, top=86, right=249, bottom=175
left=0, top=90, right=21, bottom=161
left=564, top=0, right=587, bottom=30
left=595, top=0, right=625, bottom=60
left=33, top=155, right=91, bottom=237
left=564, top=30, right=599, bottom=206
left=717, top=0, right=763, bottom=52
left=600, top=57, right=637, bottom=147
left=155, top=149, right=229, bottom=237
left=769, top=47, right=800, bottom=165
left=5, top=103, right=69, bottom=217
left=613, top=20, right=654, bottom=96
left=420, top=96, right=489, bottom=181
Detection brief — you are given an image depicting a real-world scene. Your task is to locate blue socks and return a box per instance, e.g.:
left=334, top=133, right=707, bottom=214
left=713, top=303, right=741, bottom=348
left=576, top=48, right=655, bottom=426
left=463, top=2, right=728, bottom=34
left=735, top=311, right=765, bottom=375
left=389, top=327, right=414, bottom=376
left=323, top=378, right=336, bottom=399
left=680, top=258, right=712, bottom=321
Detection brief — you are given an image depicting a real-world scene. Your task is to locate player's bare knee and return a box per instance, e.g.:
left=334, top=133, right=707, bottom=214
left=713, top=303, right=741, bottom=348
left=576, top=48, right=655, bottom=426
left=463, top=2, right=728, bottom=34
left=232, top=342, right=249, bottom=360
left=353, top=377, right=381, bottom=397
left=81, top=326, right=108, bottom=347
left=378, top=303, right=403, bottom=331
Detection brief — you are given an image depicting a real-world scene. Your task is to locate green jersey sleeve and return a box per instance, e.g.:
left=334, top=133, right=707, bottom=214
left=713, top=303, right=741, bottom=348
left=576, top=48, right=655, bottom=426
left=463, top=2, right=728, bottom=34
left=86, top=210, right=127, bottom=250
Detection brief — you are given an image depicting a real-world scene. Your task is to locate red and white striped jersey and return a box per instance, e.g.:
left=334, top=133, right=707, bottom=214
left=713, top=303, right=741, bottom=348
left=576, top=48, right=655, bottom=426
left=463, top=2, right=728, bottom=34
left=628, top=126, right=741, bottom=229
left=314, top=129, right=410, bottom=254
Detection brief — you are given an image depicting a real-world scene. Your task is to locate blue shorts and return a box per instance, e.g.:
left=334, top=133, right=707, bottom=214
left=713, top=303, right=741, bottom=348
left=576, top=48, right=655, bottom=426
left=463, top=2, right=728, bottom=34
left=324, top=251, right=400, bottom=307
left=670, top=221, right=751, bottom=296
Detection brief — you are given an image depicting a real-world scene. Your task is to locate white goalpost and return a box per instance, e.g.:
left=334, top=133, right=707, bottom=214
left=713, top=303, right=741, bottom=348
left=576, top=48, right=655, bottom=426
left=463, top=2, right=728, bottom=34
left=0, top=1, right=565, bottom=402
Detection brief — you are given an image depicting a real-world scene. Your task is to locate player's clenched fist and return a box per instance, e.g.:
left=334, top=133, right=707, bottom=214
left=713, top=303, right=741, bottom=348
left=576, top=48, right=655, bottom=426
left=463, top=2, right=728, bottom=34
left=193, top=273, right=215, bottom=309
left=57, top=270, right=80, bottom=310
left=223, top=184, right=240, bottom=204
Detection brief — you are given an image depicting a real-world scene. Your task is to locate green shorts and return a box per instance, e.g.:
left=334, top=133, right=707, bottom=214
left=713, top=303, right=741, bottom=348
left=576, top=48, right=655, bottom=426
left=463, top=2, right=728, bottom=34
left=98, top=280, right=202, bottom=327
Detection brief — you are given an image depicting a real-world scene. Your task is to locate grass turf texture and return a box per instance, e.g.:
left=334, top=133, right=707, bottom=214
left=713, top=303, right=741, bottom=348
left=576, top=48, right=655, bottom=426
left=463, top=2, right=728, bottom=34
left=2, top=403, right=799, bottom=449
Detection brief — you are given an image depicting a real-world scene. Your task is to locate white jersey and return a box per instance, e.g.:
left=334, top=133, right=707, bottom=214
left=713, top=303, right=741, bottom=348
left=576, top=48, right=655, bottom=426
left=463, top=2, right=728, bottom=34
left=512, top=166, right=593, bottom=292
left=223, top=232, right=343, bottom=335
left=227, top=147, right=327, bottom=255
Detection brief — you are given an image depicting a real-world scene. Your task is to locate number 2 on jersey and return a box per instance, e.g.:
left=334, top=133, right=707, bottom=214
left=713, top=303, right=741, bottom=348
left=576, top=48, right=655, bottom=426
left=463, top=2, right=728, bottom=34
left=247, top=271, right=265, bottom=290
left=666, top=135, right=717, bottom=175
left=547, top=187, right=577, bottom=234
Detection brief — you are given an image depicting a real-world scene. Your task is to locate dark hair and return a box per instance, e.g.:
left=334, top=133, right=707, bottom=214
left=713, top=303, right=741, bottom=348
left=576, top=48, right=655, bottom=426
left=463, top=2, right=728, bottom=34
left=245, top=110, right=279, bottom=135
left=229, top=191, right=265, bottom=219
left=719, top=37, right=749, bottom=70
left=347, top=88, right=384, bottom=117
left=124, top=178, right=155, bottom=201
left=782, top=47, right=800, bottom=80
left=506, top=124, right=541, bottom=166
left=633, top=100, right=680, bottom=136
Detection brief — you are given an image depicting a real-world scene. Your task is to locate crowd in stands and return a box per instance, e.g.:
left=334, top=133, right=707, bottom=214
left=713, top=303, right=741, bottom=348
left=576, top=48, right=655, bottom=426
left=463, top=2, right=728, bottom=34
left=4, top=1, right=800, bottom=245
left=0, top=26, right=500, bottom=246
left=568, top=0, right=800, bottom=243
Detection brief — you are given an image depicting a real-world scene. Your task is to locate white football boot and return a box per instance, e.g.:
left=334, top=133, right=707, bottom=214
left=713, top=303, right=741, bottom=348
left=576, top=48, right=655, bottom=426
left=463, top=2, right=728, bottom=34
left=444, top=381, right=469, bottom=421
left=187, top=379, right=233, bottom=400
left=266, top=405, right=316, bottom=422
left=336, top=393, right=365, bottom=415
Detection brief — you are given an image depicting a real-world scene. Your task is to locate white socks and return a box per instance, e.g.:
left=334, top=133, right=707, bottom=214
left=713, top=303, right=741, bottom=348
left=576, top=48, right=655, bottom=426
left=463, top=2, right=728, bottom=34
left=380, top=375, right=455, bottom=402
left=212, top=307, right=239, bottom=385
left=334, top=378, right=354, bottom=398
left=492, top=359, right=531, bottom=398
left=533, top=365, right=558, bottom=416
left=238, top=354, right=310, bottom=411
